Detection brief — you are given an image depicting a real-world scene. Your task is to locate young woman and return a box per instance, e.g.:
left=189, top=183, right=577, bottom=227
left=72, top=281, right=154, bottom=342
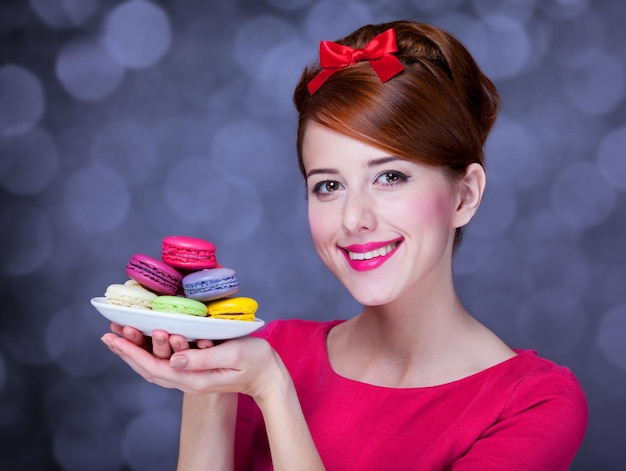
left=102, top=20, right=588, bottom=470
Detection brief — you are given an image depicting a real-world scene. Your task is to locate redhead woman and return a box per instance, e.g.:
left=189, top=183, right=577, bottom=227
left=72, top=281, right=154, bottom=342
left=102, top=20, right=588, bottom=470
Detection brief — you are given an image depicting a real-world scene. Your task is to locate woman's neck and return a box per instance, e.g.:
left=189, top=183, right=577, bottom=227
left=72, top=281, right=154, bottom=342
left=327, top=283, right=514, bottom=388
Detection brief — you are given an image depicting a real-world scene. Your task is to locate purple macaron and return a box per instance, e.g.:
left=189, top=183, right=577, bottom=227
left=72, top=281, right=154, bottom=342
left=126, top=253, right=183, bottom=295
left=182, top=267, right=240, bottom=302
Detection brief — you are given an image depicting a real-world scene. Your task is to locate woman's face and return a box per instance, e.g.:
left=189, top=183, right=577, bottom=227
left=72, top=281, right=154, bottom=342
left=302, top=121, right=468, bottom=306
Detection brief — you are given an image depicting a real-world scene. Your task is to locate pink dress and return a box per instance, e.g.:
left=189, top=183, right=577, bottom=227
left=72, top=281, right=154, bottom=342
left=234, top=320, right=588, bottom=470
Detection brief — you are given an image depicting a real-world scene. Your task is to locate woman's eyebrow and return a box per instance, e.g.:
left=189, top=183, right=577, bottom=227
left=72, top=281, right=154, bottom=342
left=368, top=156, right=402, bottom=167
left=306, top=168, right=338, bottom=179
left=306, top=156, right=402, bottom=179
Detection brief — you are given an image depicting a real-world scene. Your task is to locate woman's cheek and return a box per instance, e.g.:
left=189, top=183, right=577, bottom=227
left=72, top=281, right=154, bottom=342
left=402, top=191, right=457, bottom=232
left=308, top=205, right=330, bottom=245
left=309, top=205, right=344, bottom=270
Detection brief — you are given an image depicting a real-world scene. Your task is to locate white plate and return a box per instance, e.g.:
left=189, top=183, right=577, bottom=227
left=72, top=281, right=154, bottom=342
left=91, top=297, right=265, bottom=340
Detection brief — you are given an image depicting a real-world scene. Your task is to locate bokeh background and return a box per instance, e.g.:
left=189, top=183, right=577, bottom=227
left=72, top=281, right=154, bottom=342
left=1, top=0, right=625, bottom=469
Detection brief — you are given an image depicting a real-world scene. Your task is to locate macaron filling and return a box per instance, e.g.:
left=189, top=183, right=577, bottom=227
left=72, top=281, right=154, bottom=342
left=184, top=277, right=239, bottom=297
left=127, top=258, right=181, bottom=291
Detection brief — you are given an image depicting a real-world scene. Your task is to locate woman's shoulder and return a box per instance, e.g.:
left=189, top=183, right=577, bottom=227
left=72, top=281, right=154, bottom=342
left=495, top=349, right=588, bottom=424
left=505, top=349, right=584, bottom=388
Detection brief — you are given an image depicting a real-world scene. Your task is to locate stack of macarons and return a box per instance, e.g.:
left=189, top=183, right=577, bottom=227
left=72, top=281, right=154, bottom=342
left=104, top=236, right=258, bottom=322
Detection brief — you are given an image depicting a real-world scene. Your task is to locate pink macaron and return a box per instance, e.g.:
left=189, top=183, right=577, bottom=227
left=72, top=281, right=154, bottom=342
left=161, top=236, right=217, bottom=270
left=126, top=253, right=183, bottom=295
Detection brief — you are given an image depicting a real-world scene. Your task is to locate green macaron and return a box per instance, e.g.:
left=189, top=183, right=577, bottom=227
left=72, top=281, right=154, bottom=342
left=151, top=295, right=207, bottom=317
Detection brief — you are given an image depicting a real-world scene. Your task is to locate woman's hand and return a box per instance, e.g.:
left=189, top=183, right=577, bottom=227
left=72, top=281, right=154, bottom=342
left=108, top=322, right=193, bottom=359
left=101, top=327, right=287, bottom=402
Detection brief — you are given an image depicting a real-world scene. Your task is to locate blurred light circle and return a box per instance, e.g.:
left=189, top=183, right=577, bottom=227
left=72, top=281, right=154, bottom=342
left=486, top=117, right=544, bottom=189
left=517, top=289, right=587, bottom=356
left=0, top=306, right=54, bottom=366
left=563, top=49, right=625, bottom=115
left=0, top=201, right=51, bottom=275
left=90, top=121, right=157, bottom=186
left=304, top=0, right=373, bottom=41
left=164, top=156, right=229, bottom=224
left=471, top=0, right=536, bottom=22
left=591, top=259, right=626, bottom=308
left=207, top=81, right=248, bottom=125
left=210, top=119, right=286, bottom=184
left=154, top=116, right=215, bottom=163
left=56, top=37, right=125, bottom=102
left=550, top=161, right=617, bottom=229
left=102, top=378, right=174, bottom=416
left=523, top=21, right=549, bottom=72
left=248, top=39, right=313, bottom=116
left=522, top=242, right=590, bottom=295
left=30, top=0, right=73, bottom=28
left=597, top=126, right=626, bottom=192
left=30, top=0, right=98, bottom=28
left=122, top=410, right=179, bottom=470
left=62, top=0, right=99, bottom=25
left=45, top=302, right=115, bottom=378
left=596, top=304, right=626, bottom=372
left=587, top=347, right=626, bottom=398
left=466, top=291, right=526, bottom=345
left=0, top=127, right=59, bottom=195
left=103, top=0, right=172, bottom=69
left=265, top=0, right=313, bottom=11
left=408, top=0, right=464, bottom=14
left=465, top=177, right=517, bottom=238
left=64, top=163, right=131, bottom=233
left=200, top=175, right=263, bottom=244
left=539, top=0, right=591, bottom=18
left=465, top=14, right=530, bottom=80
left=265, top=247, right=326, bottom=315
left=523, top=208, right=573, bottom=241
left=528, top=101, right=591, bottom=167
left=0, top=65, right=45, bottom=136
left=51, top=383, right=125, bottom=471
left=233, top=15, right=297, bottom=77
left=453, top=235, right=494, bottom=275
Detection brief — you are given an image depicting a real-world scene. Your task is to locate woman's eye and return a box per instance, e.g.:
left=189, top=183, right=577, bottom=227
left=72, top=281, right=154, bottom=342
left=312, top=180, right=342, bottom=194
left=375, top=171, right=409, bottom=185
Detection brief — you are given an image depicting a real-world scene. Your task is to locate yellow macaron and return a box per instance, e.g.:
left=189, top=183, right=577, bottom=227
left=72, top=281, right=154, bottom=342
left=206, top=297, right=258, bottom=322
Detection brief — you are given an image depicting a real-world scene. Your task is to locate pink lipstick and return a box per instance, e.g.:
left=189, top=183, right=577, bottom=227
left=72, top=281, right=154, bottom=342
left=341, top=238, right=403, bottom=272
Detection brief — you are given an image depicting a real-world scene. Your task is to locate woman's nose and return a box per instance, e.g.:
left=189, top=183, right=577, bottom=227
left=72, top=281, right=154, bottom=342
left=341, top=189, right=376, bottom=234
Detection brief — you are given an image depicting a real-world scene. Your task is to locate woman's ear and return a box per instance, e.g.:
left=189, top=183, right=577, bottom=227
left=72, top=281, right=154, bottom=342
left=453, top=163, right=486, bottom=228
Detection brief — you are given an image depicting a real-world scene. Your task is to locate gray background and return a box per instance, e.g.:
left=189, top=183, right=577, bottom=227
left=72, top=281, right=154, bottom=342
left=1, top=0, right=625, bottom=469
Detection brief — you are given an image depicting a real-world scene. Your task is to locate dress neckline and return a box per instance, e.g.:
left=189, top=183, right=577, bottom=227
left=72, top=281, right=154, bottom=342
left=321, top=319, right=526, bottom=391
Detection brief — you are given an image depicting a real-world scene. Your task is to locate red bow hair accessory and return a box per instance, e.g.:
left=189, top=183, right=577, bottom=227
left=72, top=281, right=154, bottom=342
left=307, top=28, right=404, bottom=95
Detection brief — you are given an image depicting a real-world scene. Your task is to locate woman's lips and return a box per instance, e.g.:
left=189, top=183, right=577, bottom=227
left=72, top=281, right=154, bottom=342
left=340, top=238, right=403, bottom=272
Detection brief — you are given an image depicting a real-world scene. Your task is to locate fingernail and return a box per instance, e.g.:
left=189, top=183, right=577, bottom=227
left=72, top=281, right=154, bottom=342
left=154, top=336, right=166, bottom=346
left=126, top=330, right=136, bottom=340
left=170, top=355, right=188, bottom=369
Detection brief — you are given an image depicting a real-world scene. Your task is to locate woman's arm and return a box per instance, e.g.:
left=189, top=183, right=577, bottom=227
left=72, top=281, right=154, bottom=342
left=257, top=382, right=325, bottom=471
left=168, top=338, right=325, bottom=471
left=177, top=393, right=237, bottom=471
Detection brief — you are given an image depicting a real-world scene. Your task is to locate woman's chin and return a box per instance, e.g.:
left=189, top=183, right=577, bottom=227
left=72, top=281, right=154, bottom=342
left=348, top=288, right=397, bottom=308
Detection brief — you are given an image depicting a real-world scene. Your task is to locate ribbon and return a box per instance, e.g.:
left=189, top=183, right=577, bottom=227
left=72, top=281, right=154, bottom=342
left=307, top=28, right=404, bottom=95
